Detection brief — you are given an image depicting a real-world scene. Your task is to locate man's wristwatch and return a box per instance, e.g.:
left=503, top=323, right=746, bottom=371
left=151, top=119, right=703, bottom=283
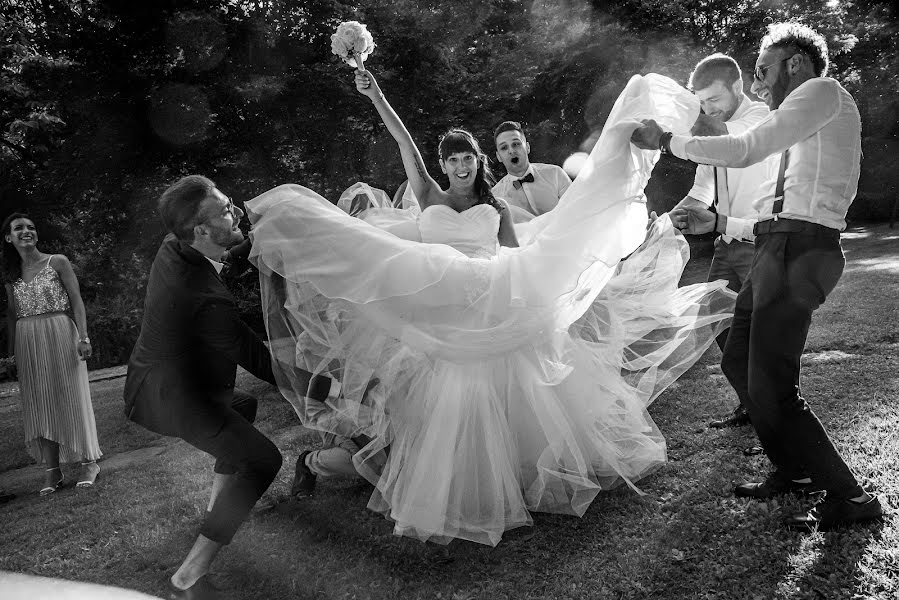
left=80, top=337, right=91, bottom=344
left=659, top=131, right=674, bottom=155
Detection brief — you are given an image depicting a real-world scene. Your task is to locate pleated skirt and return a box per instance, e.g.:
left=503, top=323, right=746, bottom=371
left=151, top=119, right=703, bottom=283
left=15, top=312, right=101, bottom=463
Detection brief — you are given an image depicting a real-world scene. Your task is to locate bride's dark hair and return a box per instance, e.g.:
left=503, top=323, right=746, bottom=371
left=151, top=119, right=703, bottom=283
left=438, top=129, right=503, bottom=213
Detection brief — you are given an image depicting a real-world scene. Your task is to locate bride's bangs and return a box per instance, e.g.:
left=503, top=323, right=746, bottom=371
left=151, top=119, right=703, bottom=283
left=439, top=130, right=482, bottom=160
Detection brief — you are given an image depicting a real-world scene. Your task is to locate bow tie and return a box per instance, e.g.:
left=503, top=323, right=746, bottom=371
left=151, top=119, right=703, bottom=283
left=512, top=173, right=534, bottom=189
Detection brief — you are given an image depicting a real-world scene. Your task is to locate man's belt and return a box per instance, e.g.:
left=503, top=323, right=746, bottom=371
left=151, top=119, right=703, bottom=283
left=753, top=218, right=839, bottom=239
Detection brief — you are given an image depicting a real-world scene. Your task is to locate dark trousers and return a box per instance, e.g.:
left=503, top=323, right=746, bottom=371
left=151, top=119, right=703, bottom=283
left=720, top=222, right=861, bottom=499
left=707, top=237, right=755, bottom=357
left=181, top=390, right=283, bottom=545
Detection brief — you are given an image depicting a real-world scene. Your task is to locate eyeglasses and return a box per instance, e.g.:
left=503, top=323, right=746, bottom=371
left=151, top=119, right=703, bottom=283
left=201, top=198, right=241, bottom=225
left=754, top=56, right=793, bottom=82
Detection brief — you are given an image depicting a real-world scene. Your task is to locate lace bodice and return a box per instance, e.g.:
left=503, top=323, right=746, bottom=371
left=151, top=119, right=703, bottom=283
left=12, top=258, right=71, bottom=318
left=418, top=204, right=500, bottom=259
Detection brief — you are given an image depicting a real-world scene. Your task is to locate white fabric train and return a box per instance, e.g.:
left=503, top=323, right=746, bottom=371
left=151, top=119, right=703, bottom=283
left=246, top=74, right=736, bottom=546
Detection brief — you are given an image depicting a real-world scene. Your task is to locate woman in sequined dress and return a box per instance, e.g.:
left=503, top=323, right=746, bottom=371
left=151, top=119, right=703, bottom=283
left=2, top=213, right=102, bottom=496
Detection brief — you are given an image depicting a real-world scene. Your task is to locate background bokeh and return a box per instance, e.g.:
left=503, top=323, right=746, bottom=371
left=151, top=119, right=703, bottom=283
left=1, top=0, right=896, bottom=367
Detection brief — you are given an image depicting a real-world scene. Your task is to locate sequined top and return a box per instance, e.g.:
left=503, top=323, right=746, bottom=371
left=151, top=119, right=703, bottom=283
left=12, top=257, right=71, bottom=318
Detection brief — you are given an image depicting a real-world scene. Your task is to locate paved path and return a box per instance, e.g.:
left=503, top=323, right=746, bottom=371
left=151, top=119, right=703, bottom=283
left=0, top=445, right=169, bottom=493
left=0, top=365, right=309, bottom=498
left=0, top=364, right=128, bottom=399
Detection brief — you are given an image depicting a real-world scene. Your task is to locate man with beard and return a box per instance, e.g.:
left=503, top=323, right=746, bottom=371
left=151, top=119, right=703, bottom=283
left=632, top=22, right=884, bottom=530
left=124, top=175, right=341, bottom=597
left=668, top=53, right=772, bottom=430
left=491, top=121, right=571, bottom=221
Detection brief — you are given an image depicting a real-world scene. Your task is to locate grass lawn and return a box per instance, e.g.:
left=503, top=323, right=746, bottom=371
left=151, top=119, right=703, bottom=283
left=0, top=224, right=896, bottom=600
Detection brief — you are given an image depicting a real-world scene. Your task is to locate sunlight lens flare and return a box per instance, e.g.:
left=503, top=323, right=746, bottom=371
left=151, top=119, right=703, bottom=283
left=563, top=152, right=589, bottom=180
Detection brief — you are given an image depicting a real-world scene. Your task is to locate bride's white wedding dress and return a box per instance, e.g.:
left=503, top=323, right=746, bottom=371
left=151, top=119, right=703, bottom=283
left=246, top=74, right=736, bottom=546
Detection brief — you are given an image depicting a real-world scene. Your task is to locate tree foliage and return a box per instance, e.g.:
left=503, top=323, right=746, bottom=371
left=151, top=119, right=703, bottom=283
left=1, top=0, right=896, bottom=367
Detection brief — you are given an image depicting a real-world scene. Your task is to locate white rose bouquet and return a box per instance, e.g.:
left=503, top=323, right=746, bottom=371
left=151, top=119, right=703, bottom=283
left=330, top=21, right=375, bottom=71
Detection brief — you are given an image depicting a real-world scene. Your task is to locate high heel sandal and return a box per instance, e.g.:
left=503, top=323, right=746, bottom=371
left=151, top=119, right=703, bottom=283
left=39, top=467, right=64, bottom=496
left=76, top=461, right=100, bottom=488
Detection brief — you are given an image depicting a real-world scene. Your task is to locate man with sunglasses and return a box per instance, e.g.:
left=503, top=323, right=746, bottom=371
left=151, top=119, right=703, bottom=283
left=125, top=175, right=342, bottom=597
left=632, top=22, right=883, bottom=530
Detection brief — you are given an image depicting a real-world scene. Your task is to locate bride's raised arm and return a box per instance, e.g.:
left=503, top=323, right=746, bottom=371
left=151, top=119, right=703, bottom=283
left=354, top=69, right=441, bottom=209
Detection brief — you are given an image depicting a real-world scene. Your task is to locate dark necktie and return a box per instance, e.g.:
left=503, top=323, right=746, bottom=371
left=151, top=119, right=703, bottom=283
left=512, top=173, right=534, bottom=189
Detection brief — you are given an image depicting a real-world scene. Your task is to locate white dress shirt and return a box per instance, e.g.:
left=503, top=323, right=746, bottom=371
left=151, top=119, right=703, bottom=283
left=671, top=78, right=861, bottom=233
left=686, top=96, right=773, bottom=242
left=205, top=256, right=225, bottom=274
left=492, top=163, right=572, bottom=218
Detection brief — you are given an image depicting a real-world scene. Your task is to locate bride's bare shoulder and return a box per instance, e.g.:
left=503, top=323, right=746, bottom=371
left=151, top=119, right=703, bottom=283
left=417, top=188, right=452, bottom=211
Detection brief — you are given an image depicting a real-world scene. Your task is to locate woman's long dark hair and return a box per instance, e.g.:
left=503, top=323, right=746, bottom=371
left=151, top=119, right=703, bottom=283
left=438, top=129, right=504, bottom=213
left=1, top=212, right=31, bottom=283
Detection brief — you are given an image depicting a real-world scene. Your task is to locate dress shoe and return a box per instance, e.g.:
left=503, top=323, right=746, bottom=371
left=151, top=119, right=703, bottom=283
left=709, top=405, right=751, bottom=428
left=290, top=450, right=316, bottom=498
left=169, top=575, right=221, bottom=600
left=0, top=489, right=15, bottom=504
left=785, top=494, right=884, bottom=531
left=76, top=461, right=101, bottom=488
left=734, top=472, right=819, bottom=499
left=39, top=467, right=64, bottom=497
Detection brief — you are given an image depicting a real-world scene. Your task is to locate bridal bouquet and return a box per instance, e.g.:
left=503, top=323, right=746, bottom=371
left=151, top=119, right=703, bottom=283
left=330, top=21, right=375, bottom=70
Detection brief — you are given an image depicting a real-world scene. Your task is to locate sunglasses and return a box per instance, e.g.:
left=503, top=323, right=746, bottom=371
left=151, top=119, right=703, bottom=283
left=753, top=56, right=792, bottom=82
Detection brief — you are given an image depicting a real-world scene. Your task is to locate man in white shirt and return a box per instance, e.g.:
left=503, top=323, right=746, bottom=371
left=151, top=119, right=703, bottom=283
left=633, top=22, right=883, bottom=530
left=668, top=54, right=771, bottom=430
left=491, top=121, right=572, bottom=221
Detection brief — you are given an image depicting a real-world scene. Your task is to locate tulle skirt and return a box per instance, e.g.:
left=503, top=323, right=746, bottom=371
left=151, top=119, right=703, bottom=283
left=247, top=74, right=736, bottom=545
left=16, top=312, right=101, bottom=464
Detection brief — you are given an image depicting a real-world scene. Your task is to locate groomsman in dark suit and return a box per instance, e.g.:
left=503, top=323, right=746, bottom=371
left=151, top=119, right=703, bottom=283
left=124, top=175, right=340, bottom=598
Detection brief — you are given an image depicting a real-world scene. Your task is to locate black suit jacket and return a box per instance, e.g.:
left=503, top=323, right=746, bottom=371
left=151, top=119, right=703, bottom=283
left=124, top=234, right=276, bottom=439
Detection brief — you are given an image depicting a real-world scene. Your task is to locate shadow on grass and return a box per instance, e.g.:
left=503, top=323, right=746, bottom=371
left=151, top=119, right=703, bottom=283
left=0, top=225, right=896, bottom=600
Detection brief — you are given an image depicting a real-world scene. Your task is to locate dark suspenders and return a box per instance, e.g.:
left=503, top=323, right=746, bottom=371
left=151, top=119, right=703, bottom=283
left=772, top=150, right=789, bottom=220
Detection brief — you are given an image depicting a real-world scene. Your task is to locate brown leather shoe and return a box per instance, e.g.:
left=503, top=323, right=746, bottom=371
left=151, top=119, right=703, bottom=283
left=785, top=495, right=884, bottom=531
left=709, top=405, right=751, bottom=428
left=735, top=472, right=820, bottom=499
left=290, top=450, right=316, bottom=498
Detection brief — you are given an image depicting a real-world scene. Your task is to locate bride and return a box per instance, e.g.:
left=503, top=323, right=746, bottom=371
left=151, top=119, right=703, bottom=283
left=246, top=68, right=736, bottom=546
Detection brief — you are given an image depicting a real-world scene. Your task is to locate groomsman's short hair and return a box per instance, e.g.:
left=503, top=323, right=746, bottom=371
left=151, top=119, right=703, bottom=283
left=158, top=175, right=217, bottom=241
left=688, top=53, right=742, bottom=91
left=494, top=121, right=525, bottom=142
left=761, top=22, right=829, bottom=77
